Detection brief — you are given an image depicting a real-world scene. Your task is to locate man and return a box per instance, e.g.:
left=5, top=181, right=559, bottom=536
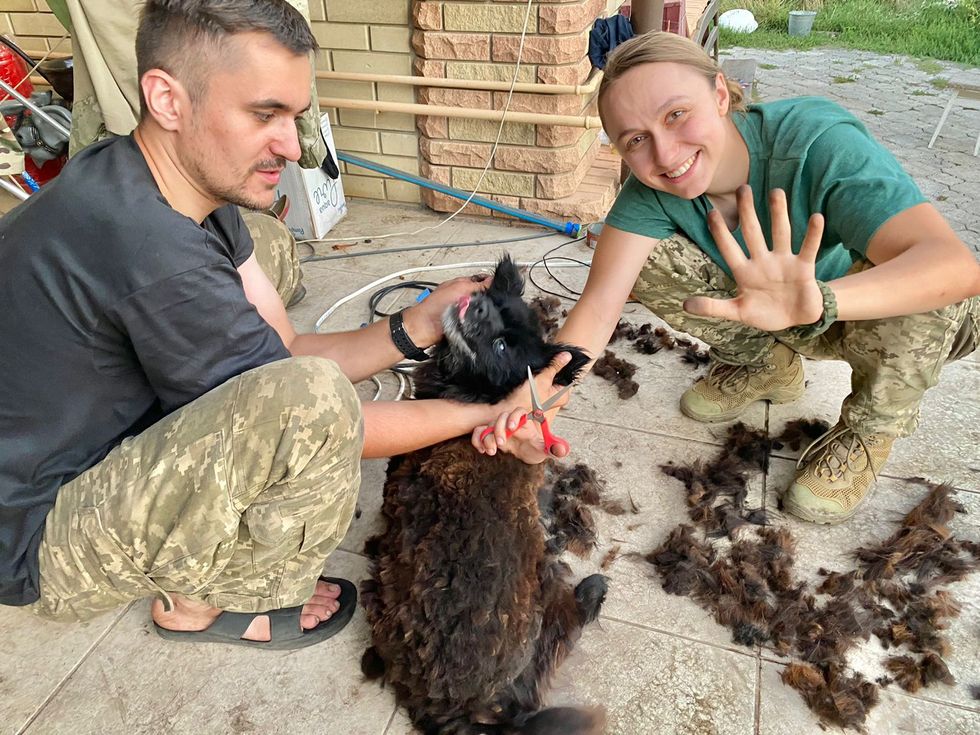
left=0, top=0, right=556, bottom=648
left=48, top=0, right=322, bottom=308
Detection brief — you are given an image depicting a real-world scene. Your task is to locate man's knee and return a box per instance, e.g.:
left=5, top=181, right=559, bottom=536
left=244, top=357, right=362, bottom=455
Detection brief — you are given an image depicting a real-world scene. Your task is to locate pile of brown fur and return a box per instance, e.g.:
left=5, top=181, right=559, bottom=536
left=592, top=351, right=639, bottom=399
left=647, top=423, right=980, bottom=731
left=609, top=320, right=710, bottom=368
left=529, top=296, right=566, bottom=341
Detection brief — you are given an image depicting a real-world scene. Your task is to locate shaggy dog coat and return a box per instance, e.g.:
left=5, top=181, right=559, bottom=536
left=361, top=257, right=607, bottom=735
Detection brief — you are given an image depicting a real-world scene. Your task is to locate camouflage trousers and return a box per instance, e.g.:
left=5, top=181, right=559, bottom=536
left=63, top=0, right=326, bottom=168
left=241, top=210, right=304, bottom=306
left=632, top=233, right=980, bottom=438
left=29, top=357, right=363, bottom=623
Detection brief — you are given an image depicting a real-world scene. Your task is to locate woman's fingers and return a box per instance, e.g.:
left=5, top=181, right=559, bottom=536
left=800, top=213, right=824, bottom=263
left=708, top=209, right=749, bottom=271
left=736, top=185, right=768, bottom=260
left=769, top=188, right=792, bottom=254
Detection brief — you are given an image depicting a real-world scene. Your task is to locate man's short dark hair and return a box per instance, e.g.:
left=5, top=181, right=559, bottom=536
left=136, top=0, right=317, bottom=117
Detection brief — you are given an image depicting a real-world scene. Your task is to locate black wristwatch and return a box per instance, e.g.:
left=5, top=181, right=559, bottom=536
left=389, top=309, right=430, bottom=361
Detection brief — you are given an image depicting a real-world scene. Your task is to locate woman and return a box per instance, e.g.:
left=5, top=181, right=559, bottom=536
left=477, top=31, right=980, bottom=525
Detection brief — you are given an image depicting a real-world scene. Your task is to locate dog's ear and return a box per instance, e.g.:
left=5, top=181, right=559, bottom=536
left=490, top=254, right=524, bottom=297
left=547, top=344, right=591, bottom=386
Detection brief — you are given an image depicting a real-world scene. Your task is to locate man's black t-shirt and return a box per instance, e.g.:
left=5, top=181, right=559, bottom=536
left=0, top=135, right=291, bottom=606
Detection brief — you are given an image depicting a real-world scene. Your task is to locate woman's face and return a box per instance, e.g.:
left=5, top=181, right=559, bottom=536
left=600, top=62, right=732, bottom=199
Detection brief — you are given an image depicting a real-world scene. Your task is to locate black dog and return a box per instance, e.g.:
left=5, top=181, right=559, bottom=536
left=361, top=256, right=608, bottom=735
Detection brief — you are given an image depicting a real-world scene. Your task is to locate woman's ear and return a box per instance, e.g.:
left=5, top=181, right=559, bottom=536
left=714, top=71, right=730, bottom=116
left=140, top=69, right=188, bottom=132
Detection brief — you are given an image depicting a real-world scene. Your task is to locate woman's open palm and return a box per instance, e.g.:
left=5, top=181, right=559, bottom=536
left=683, top=187, right=826, bottom=332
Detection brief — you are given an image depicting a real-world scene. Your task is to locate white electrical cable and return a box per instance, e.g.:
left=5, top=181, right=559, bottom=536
left=297, top=0, right=535, bottom=246
left=314, top=259, right=589, bottom=333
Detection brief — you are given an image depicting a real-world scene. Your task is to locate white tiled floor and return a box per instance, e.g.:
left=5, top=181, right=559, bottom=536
left=3, top=199, right=977, bottom=735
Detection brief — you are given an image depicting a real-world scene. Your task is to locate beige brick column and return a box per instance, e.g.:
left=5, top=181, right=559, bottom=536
left=412, top=0, right=619, bottom=224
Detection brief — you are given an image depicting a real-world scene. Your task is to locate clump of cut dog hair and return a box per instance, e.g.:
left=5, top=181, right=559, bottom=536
left=541, top=462, right=627, bottom=558
left=609, top=320, right=709, bottom=367
left=773, top=418, right=832, bottom=452
left=529, top=295, right=566, bottom=341
left=361, top=255, right=607, bottom=735
left=647, top=424, right=979, bottom=731
left=593, top=350, right=639, bottom=399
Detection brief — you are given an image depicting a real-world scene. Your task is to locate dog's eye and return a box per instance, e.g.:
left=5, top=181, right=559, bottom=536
left=493, top=337, right=507, bottom=353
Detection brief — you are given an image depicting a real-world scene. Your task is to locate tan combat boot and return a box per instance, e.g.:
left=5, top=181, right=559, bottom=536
left=782, top=422, right=895, bottom=525
left=679, top=343, right=805, bottom=423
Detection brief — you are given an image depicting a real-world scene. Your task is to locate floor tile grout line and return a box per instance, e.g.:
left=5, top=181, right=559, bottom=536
left=597, top=612, right=758, bottom=660
left=15, top=602, right=135, bottom=735
left=380, top=704, right=399, bottom=735
left=756, top=654, right=980, bottom=716
left=888, top=686, right=980, bottom=715
left=753, top=656, right=763, bottom=735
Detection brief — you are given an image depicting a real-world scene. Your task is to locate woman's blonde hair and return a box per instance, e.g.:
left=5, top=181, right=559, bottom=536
left=598, top=31, right=746, bottom=116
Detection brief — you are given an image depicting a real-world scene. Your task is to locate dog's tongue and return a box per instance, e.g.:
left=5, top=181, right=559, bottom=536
left=458, top=295, right=470, bottom=320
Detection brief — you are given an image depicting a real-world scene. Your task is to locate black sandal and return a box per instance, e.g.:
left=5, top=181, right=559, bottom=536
left=152, top=576, right=357, bottom=650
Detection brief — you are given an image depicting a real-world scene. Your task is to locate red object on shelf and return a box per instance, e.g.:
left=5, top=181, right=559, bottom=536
left=0, top=43, right=34, bottom=102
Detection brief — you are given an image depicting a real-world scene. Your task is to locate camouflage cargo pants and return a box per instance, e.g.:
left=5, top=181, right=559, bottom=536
left=62, top=0, right=326, bottom=168
left=29, top=357, right=363, bottom=623
left=241, top=210, right=304, bottom=306
left=631, top=233, right=980, bottom=438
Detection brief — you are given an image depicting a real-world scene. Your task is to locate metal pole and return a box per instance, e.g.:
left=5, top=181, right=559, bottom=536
left=0, top=176, right=28, bottom=201
left=0, top=78, right=71, bottom=140
left=621, top=0, right=666, bottom=183
left=631, top=0, right=665, bottom=35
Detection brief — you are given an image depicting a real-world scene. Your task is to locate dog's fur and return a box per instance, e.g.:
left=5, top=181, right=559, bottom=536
left=361, top=257, right=607, bottom=735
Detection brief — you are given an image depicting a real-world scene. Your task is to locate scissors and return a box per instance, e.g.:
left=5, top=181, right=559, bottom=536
left=479, top=366, right=572, bottom=456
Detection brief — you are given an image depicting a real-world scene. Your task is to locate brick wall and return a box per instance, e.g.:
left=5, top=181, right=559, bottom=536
left=412, top=0, right=621, bottom=223
left=1, top=0, right=624, bottom=218
left=0, top=1, right=72, bottom=54
left=0, top=0, right=420, bottom=204
left=313, top=1, right=420, bottom=203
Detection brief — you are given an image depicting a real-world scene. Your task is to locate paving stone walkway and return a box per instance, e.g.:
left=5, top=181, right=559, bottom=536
left=724, top=46, right=980, bottom=256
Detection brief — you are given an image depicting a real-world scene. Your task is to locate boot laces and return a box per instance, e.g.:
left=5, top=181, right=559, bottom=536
left=706, top=361, right=762, bottom=395
left=797, top=424, right=879, bottom=484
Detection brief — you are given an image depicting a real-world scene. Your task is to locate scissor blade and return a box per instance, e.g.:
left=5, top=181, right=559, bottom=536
left=538, top=382, right=573, bottom=412
left=526, top=365, right=543, bottom=411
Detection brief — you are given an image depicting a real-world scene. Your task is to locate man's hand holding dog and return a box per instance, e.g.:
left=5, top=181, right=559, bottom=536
left=404, top=274, right=491, bottom=347
left=472, top=352, right=573, bottom=464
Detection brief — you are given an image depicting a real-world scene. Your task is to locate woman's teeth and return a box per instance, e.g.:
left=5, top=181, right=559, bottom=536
left=665, top=153, right=697, bottom=179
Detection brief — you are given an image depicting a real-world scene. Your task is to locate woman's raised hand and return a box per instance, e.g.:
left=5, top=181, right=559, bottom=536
left=683, top=186, right=826, bottom=332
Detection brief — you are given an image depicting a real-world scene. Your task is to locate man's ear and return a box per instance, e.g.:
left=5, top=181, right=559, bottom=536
left=140, top=69, right=189, bottom=132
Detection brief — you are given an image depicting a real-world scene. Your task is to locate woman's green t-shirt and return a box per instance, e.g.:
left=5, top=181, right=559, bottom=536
left=604, top=96, right=927, bottom=281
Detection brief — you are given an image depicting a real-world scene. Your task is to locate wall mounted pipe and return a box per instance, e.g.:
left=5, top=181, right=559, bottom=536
left=319, top=96, right=601, bottom=129
left=315, top=70, right=602, bottom=96
left=338, top=151, right=582, bottom=237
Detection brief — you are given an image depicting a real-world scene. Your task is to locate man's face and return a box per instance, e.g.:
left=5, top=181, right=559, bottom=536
left=600, top=62, right=730, bottom=200
left=179, top=32, right=312, bottom=211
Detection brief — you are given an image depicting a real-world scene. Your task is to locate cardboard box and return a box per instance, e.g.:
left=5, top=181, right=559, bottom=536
left=276, top=113, right=347, bottom=240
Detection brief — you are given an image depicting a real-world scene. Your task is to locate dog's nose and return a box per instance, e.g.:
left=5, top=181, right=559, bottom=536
left=471, top=298, right=489, bottom=321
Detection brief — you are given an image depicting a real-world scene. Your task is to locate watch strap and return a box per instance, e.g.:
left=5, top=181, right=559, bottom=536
left=389, top=309, right=429, bottom=361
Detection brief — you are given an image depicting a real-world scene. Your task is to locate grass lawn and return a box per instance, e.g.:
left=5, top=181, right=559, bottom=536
left=718, top=0, right=980, bottom=64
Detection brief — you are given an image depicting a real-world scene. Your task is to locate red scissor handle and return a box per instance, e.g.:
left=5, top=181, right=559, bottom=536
left=478, top=411, right=569, bottom=456
left=536, top=412, right=570, bottom=456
